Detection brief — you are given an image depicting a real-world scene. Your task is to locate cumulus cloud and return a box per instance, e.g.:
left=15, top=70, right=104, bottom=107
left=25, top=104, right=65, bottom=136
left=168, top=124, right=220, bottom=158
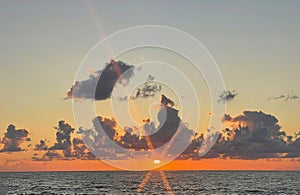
left=33, top=110, right=300, bottom=161
left=32, top=108, right=300, bottom=161
left=203, top=111, right=299, bottom=159
left=0, top=124, right=30, bottom=152
left=72, top=138, right=94, bottom=159
left=218, top=90, right=238, bottom=103
left=93, top=116, right=117, bottom=141
left=179, top=111, right=300, bottom=160
left=78, top=95, right=194, bottom=157
left=65, top=60, right=135, bottom=100
left=34, top=140, right=49, bottom=151
left=120, top=95, right=191, bottom=149
left=50, top=120, right=74, bottom=151
left=223, top=111, right=280, bottom=131
left=33, top=121, right=96, bottom=161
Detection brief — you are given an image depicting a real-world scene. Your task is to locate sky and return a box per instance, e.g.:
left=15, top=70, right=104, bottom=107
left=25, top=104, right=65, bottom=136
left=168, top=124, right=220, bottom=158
left=0, top=0, right=300, bottom=171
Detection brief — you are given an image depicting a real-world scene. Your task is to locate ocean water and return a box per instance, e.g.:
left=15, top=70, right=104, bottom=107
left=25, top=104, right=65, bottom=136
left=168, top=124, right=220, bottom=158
left=0, top=171, right=299, bottom=194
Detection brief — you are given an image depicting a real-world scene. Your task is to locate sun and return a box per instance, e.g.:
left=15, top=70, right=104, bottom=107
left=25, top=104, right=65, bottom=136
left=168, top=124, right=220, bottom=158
left=153, top=159, right=161, bottom=164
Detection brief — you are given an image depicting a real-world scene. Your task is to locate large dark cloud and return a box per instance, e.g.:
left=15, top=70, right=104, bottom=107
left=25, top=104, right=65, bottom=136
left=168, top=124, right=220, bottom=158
left=224, top=111, right=281, bottom=131
left=0, top=124, right=30, bottom=152
left=77, top=94, right=194, bottom=158
left=186, top=111, right=300, bottom=160
left=65, top=60, right=135, bottom=100
left=120, top=95, right=191, bottom=149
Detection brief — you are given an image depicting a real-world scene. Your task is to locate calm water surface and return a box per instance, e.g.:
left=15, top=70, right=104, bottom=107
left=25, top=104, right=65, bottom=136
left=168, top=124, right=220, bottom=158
left=0, top=171, right=299, bottom=194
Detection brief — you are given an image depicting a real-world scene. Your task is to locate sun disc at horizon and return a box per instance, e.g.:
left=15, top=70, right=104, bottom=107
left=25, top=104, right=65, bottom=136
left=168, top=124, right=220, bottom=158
left=153, top=159, right=161, bottom=164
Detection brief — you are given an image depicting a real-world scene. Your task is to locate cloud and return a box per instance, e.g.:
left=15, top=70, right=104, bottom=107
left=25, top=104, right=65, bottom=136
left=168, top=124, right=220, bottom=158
left=135, top=82, right=162, bottom=99
left=0, top=124, right=30, bottom=152
left=34, top=140, right=48, bottom=151
left=33, top=110, right=300, bottom=161
left=223, top=111, right=281, bottom=131
left=93, top=116, right=117, bottom=141
left=35, top=119, right=99, bottom=160
left=33, top=108, right=300, bottom=161
left=118, top=94, right=192, bottom=149
left=268, top=93, right=299, bottom=102
left=218, top=90, right=238, bottom=103
left=72, top=138, right=95, bottom=159
left=50, top=120, right=74, bottom=151
left=33, top=137, right=97, bottom=161
left=65, top=60, right=135, bottom=101
left=204, top=111, right=299, bottom=159
left=161, top=94, right=174, bottom=107
left=78, top=95, right=194, bottom=157
left=179, top=111, right=300, bottom=160
left=32, top=150, right=62, bottom=161
left=146, top=74, right=155, bottom=81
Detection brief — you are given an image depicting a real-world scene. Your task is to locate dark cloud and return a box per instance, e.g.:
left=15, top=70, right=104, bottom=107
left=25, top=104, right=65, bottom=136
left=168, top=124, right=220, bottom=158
left=0, top=124, right=30, bottom=152
left=224, top=111, right=281, bottom=131
left=32, top=121, right=75, bottom=160
left=50, top=120, right=74, bottom=151
left=268, top=93, right=299, bottom=102
left=33, top=110, right=300, bottom=161
left=147, top=74, right=155, bottom=81
left=287, top=135, right=300, bottom=158
left=65, top=60, right=135, bottom=101
left=34, top=140, right=48, bottom=151
left=93, top=116, right=117, bottom=141
left=72, top=138, right=94, bottom=159
left=218, top=90, right=238, bottom=103
left=161, top=94, right=174, bottom=107
left=194, top=111, right=299, bottom=159
left=131, top=81, right=162, bottom=100
left=32, top=150, right=62, bottom=161
left=179, top=111, right=300, bottom=160
left=79, top=95, right=193, bottom=156
left=117, top=94, right=188, bottom=149
left=116, top=81, right=162, bottom=102
left=116, top=96, right=129, bottom=101
left=33, top=137, right=96, bottom=161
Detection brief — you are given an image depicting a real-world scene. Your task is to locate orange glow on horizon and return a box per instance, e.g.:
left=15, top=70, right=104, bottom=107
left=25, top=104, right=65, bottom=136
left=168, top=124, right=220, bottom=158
left=0, top=158, right=299, bottom=172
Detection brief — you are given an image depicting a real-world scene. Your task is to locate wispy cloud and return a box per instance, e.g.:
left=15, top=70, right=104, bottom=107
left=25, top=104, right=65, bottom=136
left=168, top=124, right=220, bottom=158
left=268, top=93, right=299, bottom=102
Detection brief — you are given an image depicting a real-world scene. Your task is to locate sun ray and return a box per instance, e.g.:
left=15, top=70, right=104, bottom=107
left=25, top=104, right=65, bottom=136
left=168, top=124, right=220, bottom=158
left=159, top=171, right=174, bottom=195
left=137, top=171, right=152, bottom=193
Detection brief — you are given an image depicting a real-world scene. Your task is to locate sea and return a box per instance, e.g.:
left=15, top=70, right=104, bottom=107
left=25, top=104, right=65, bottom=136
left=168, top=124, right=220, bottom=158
left=0, top=171, right=299, bottom=194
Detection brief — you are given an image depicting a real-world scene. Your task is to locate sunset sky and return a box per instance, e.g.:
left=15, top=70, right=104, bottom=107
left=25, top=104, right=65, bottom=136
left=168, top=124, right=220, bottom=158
left=0, top=1, right=300, bottom=171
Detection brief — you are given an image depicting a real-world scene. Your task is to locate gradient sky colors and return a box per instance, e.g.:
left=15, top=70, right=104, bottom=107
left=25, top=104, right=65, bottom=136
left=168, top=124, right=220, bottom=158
left=0, top=1, right=300, bottom=171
